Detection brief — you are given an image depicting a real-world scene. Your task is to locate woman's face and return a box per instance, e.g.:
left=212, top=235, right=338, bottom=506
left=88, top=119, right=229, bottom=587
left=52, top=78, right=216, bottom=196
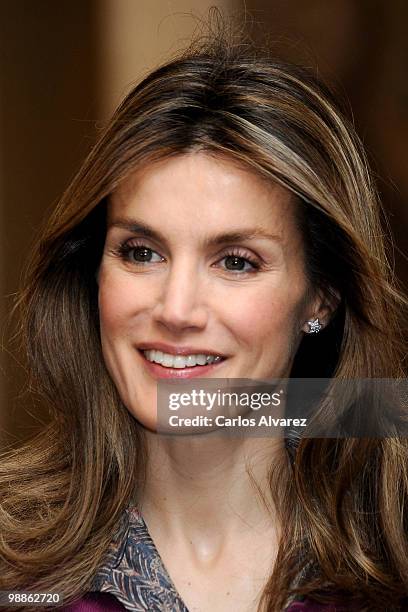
left=98, top=152, right=320, bottom=430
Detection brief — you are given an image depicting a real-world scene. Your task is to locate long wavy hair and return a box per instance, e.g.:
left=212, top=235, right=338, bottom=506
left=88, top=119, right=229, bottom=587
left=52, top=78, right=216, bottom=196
left=1, top=28, right=407, bottom=612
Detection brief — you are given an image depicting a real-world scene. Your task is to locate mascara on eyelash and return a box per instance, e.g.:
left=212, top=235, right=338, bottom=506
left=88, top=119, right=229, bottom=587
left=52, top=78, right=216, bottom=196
left=111, top=241, right=262, bottom=272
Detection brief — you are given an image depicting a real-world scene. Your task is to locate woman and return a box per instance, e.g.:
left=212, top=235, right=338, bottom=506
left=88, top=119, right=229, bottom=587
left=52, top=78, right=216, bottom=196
left=0, top=32, right=407, bottom=612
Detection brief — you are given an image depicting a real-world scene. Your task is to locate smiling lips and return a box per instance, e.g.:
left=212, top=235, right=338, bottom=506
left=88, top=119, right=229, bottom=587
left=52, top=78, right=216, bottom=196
left=143, top=349, right=222, bottom=368
left=137, top=343, right=226, bottom=377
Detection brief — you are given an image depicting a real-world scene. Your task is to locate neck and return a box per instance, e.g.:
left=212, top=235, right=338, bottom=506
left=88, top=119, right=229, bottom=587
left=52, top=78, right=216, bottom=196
left=137, top=431, right=285, bottom=566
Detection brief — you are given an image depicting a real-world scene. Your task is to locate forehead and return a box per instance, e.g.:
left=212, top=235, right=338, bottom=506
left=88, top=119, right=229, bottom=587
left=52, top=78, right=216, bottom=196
left=108, top=152, right=300, bottom=246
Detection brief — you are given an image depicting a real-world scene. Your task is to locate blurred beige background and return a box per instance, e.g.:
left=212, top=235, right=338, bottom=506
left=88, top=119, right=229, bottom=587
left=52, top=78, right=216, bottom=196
left=1, top=0, right=407, bottom=446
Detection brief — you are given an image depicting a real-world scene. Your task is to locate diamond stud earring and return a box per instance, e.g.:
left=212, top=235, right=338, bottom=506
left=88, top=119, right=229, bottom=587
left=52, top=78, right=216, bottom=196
left=306, top=318, right=322, bottom=334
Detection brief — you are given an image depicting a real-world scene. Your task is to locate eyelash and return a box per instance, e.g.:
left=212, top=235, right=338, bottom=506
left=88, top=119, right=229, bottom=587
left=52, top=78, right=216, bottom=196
left=114, top=240, right=261, bottom=274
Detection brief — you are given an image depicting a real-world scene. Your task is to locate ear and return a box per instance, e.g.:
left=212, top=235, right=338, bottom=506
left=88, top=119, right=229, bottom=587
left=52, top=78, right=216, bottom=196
left=301, top=287, right=340, bottom=334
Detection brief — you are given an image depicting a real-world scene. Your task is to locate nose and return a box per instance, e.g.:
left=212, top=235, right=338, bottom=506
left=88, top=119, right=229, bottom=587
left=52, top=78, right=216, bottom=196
left=152, top=259, right=209, bottom=332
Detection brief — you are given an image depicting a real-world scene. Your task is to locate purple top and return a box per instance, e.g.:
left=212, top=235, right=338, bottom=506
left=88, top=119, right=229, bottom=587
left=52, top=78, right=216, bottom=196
left=62, top=592, right=345, bottom=611
left=62, top=592, right=126, bottom=611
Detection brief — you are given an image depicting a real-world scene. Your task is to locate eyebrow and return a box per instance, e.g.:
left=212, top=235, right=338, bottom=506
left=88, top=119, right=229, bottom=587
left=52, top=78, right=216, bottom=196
left=108, top=217, right=283, bottom=247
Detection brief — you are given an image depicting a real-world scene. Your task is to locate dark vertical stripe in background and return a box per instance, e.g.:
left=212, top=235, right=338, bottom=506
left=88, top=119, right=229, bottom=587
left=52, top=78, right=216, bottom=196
left=0, top=1, right=99, bottom=446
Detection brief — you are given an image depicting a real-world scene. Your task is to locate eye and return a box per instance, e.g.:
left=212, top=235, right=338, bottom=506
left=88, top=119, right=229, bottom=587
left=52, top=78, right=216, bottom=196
left=130, top=246, right=162, bottom=263
left=218, top=251, right=260, bottom=274
left=117, top=242, right=164, bottom=264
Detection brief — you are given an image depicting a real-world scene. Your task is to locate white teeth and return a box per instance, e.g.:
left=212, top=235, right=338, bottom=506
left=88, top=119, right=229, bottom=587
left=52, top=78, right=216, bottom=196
left=186, top=355, right=196, bottom=367
left=142, top=350, right=223, bottom=369
left=162, top=353, right=174, bottom=367
left=173, top=356, right=186, bottom=369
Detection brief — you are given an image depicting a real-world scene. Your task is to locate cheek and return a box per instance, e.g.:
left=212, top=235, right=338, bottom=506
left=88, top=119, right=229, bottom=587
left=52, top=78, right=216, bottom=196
left=222, top=280, right=306, bottom=345
left=97, top=271, right=141, bottom=395
left=97, top=269, right=140, bottom=336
